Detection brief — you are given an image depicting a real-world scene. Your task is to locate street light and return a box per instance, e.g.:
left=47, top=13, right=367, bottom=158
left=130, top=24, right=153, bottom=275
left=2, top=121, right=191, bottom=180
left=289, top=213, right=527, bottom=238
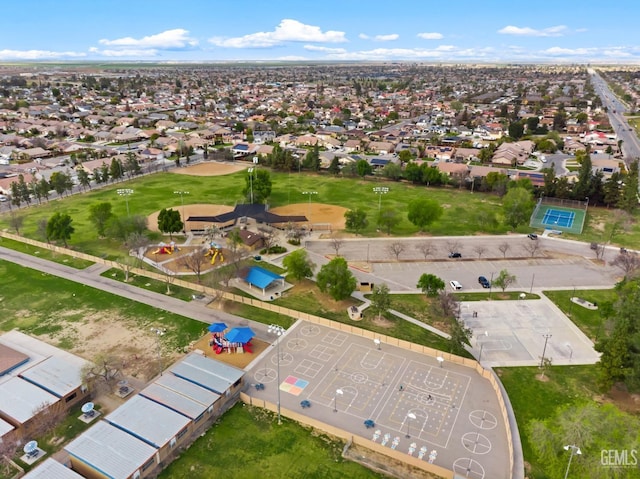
left=373, top=186, right=389, bottom=213
left=333, top=388, right=343, bottom=412
left=247, top=168, right=255, bottom=204
left=437, top=356, right=444, bottom=368
left=173, top=190, right=189, bottom=232
left=405, top=412, right=416, bottom=438
left=151, top=327, right=166, bottom=377
left=540, top=333, right=552, bottom=368
left=302, top=191, right=318, bottom=224
left=268, top=324, right=286, bottom=424
left=117, top=188, right=134, bottom=217
left=478, top=331, right=489, bottom=364
left=563, top=444, right=581, bottom=479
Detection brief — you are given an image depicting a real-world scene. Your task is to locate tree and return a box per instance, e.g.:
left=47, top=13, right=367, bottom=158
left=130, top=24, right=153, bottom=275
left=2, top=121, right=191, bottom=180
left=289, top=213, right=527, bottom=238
left=49, top=171, right=73, bottom=196
left=498, top=241, right=510, bottom=258
left=89, top=202, right=114, bottom=237
left=109, top=157, right=124, bottom=181
left=472, top=245, right=487, bottom=258
left=181, top=250, right=209, bottom=283
left=81, top=353, right=122, bottom=395
left=330, top=237, right=344, bottom=256
left=316, top=257, right=357, bottom=300
left=356, top=159, right=372, bottom=178
left=610, top=251, right=640, bottom=278
left=157, top=208, right=183, bottom=239
left=377, top=207, right=400, bottom=234
left=370, top=283, right=392, bottom=321
left=243, top=168, right=272, bottom=204
left=386, top=242, right=405, bottom=261
left=415, top=241, right=437, bottom=260
left=381, top=162, right=403, bottom=180
left=493, top=269, right=516, bottom=292
left=449, top=315, right=472, bottom=355
left=508, top=121, right=524, bottom=140
left=445, top=239, right=462, bottom=257
left=417, top=273, right=445, bottom=297
left=46, top=212, right=74, bottom=247
left=344, top=208, right=368, bottom=235
left=282, top=249, right=315, bottom=281
left=502, top=187, right=535, bottom=229
left=522, top=239, right=541, bottom=257
left=407, top=198, right=443, bottom=231
left=328, top=156, right=340, bottom=175
left=77, top=168, right=91, bottom=191
left=573, top=153, right=593, bottom=201
left=8, top=213, right=23, bottom=235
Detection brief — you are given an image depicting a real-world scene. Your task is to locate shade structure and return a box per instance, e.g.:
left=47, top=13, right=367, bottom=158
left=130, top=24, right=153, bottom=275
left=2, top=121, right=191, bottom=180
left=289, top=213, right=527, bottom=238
left=224, top=327, right=255, bottom=344
left=208, top=322, right=228, bottom=333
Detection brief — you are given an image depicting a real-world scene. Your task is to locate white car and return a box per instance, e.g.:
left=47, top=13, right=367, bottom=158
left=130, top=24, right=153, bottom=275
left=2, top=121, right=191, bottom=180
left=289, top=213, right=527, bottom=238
left=449, top=280, right=463, bottom=291
left=0, top=195, right=8, bottom=202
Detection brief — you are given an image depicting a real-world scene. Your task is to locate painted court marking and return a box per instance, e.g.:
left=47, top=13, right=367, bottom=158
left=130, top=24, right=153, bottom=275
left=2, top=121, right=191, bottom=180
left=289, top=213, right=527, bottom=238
left=294, top=359, right=323, bottom=379
left=280, top=375, right=309, bottom=396
left=308, top=344, right=337, bottom=362
left=322, top=330, right=348, bottom=347
left=453, top=457, right=485, bottom=479
left=300, top=325, right=321, bottom=337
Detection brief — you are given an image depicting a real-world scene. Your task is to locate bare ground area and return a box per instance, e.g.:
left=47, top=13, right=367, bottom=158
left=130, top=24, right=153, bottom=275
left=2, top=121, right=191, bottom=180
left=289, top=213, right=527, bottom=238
left=171, top=161, right=247, bottom=177
left=270, top=203, right=348, bottom=231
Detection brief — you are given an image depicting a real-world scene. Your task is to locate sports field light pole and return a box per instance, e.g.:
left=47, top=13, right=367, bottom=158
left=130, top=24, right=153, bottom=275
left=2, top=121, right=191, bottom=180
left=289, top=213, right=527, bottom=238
left=373, top=186, right=389, bottom=213
left=173, top=190, right=189, bottom=232
left=117, top=188, right=134, bottom=217
left=268, top=324, right=285, bottom=424
left=248, top=168, right=255, bottom=204
left=302, top=191, right=318, bottom=224
left=151, top=327, right=166, bottom=377
left=333, top=388, right=343, bottom=412
left=405, top=412, right=416, bottom=438
left=563, top=444, right=581, bottom=479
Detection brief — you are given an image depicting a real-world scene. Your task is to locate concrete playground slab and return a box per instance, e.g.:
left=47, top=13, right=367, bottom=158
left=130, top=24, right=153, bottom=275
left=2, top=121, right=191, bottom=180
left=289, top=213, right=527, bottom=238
left=462, top=296, right=600, bottom=367
left=245, top=320, right=511, bottom=479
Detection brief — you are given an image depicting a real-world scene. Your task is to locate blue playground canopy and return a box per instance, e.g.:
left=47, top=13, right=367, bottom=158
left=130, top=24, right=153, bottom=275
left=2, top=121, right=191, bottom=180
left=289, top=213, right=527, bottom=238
left=208, top=322, right=227, bottom=333
left=225, top=327, right=255, bottom=344
left=244, top=266, right=284, bottom=292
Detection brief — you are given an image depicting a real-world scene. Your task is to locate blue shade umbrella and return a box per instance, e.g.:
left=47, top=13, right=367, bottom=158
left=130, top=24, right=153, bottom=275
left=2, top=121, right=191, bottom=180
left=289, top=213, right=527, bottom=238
left=208, top=322, right=228, bottom=333
left=225, top=327, right=255, bottom=344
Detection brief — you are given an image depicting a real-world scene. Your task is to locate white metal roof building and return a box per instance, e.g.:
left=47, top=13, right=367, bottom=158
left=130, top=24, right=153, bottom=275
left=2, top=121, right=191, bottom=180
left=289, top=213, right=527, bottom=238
left=0, top=417, right=13, bottom=437
left=20, top=356, right=86, bottom=398
left=154, top=372, right=220, bottom=407
left=21, top=458, right=84, bottom=479
left=169, top=353, right=244, bottom=395
left=104, top=395, right=191, bottom=449
left=139, top=381, right=216, bottom=421
left=65, top=420, right=157, bottom=479
left=0, top=377, right=57, bottom=424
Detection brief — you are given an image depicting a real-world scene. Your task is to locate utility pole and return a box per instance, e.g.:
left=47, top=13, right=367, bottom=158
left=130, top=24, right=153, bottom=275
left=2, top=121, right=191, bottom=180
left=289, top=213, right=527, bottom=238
left=540, top=333, right=552, bottom=368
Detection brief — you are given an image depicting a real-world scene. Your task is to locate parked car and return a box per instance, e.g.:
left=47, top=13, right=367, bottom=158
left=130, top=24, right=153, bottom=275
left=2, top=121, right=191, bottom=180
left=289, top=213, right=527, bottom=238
left=0, top=195, right=7, bottom=202
left=527, top=233, right=538, bottom=240
left=448, top=252, right=462, bottom=258
left=478, top=276, right=491, bottom=288
left=449, top=280, right=463, bottom=290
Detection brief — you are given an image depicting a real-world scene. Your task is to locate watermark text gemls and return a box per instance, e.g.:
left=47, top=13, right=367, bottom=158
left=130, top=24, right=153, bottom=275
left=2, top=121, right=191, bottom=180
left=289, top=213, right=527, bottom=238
left=601, top=449, right=638, bottom=468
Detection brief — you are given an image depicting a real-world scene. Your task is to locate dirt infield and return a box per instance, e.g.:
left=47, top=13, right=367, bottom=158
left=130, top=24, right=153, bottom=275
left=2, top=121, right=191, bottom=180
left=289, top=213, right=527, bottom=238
left=270, top=203, right=347, bottom=230
left=171, top=162, right=247, bottom=176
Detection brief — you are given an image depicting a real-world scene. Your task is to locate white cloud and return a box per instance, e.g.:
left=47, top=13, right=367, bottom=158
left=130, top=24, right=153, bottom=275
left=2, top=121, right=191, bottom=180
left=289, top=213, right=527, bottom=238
left=373, top=34, right=399, bottom=42
left=359, top=33, right=370, bottom=40
left=89, top=47, right=159, bottom=57
left=417, top=32, right=443, bottom=40
left=304, top=45, right=347, bottom=54
left=98, top=29, right=198, bottom=49
left=0, top=49, right=86, bottom=60
left=209, top=19, right=347, bottom=48
left=543, top=46, right=592, bottom=56
left=498, top=25, right=567, bottom=37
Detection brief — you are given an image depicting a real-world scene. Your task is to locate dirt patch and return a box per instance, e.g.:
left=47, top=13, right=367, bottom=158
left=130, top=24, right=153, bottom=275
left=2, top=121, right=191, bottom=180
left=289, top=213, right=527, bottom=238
left=270, top=203, right=348, bottom=231
left=172, top=162, right=247, bottom=177
left=604, top=385, right=640, bottom=414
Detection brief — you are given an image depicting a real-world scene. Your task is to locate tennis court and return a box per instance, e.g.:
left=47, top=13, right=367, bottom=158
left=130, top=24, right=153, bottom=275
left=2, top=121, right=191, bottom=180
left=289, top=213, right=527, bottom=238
left=529, top=197, right=587, bottom=234
left=541, top=208, right=575, bottom=228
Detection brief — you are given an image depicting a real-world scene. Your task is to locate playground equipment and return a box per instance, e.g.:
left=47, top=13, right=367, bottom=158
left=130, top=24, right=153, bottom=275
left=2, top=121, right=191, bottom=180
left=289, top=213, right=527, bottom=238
left=204, top=242, right=225, bottom=264
left=153, top=242, right=179, bottom=255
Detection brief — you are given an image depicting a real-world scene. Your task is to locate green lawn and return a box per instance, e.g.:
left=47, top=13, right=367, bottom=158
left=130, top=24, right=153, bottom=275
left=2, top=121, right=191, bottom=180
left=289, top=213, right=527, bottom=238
left=0, top=236, right=94, bottom=269
left=101, top=267, right=200, bottom=302
left=159, top=404, right=386, bottom=479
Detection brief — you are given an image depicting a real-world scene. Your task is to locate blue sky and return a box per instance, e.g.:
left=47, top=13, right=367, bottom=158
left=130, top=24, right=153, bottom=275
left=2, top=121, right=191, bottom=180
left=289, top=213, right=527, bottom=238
left=2, top=0, right=639, bottom=63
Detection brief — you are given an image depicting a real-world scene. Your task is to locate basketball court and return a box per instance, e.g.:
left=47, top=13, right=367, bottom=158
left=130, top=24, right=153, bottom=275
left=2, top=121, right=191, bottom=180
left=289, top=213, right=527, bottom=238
left=247, top=320, right=510, bottom=479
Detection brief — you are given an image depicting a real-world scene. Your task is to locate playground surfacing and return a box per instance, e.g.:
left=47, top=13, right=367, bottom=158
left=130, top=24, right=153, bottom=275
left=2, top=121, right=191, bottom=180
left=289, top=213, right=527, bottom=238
left=246, top=321, right=510, bottom=479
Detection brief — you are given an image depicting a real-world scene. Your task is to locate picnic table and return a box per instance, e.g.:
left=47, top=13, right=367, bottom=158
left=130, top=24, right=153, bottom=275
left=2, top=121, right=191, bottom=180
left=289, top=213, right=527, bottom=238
left=254, top=383, right=265, bottom=391
left=300, top=400, right=311, bottom=408
left=364, top=419, right=375, bottom=428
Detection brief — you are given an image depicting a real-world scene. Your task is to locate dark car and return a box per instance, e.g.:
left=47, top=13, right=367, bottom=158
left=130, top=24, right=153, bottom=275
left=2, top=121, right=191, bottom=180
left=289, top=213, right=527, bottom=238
left=527, top=233, right=538, bottom=240
left=478, top=276, right=491, bottom=288
left=448, top=252, right=462, bottom=258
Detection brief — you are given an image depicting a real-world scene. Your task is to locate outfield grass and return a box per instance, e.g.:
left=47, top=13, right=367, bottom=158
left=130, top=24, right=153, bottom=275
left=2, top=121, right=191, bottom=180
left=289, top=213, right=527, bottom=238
left=159, top=404, right=386, bottom=479
left=101, top=268, right=200, bottom=302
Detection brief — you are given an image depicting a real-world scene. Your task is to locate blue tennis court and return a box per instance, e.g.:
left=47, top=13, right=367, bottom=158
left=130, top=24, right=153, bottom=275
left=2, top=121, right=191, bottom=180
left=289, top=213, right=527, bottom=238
left=541, top=208, right=575, bottom=228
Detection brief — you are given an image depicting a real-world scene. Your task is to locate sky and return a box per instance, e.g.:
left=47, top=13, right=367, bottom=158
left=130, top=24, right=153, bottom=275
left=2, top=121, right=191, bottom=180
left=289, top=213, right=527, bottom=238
left=2, top=0, right=640, bottom=64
